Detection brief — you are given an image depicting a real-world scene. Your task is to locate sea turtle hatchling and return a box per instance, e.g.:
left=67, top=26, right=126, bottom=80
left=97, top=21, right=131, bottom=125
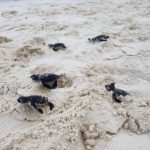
left=48, top=43, right=66, bottom=51
left=88, top=35, right=109, bottom=42
left=31, top=73, right=63, bottom=89
left=17, top=95, right=55, bottom=114
left=105, top=82, right=130, bottom=103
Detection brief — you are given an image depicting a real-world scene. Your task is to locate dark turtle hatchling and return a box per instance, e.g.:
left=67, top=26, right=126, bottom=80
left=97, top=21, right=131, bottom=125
left=17, top=95, right=55, bottom=114
left=31, top=73, right=62, bottom=89
left=88, top=35, right=109, bottom=42
left=48, top=43, right=66, bottom=51
left=105, top=82, right=129, bottom=103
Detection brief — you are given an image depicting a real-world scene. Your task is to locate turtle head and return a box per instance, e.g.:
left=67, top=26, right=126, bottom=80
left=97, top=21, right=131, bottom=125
left=48, top=44, right=54, bottom=48
left=105, top=84, right=112, bottom=91
left=105, top=82, right=115, bottom=91
left=106, top=35, right=109, bottom=39
left=88, top=38, right=95, bottom=42
left=43, top=96, right=49, bottom=102
left=31, top=74, right=39, bottom=81
left=17, top=96, right=28, bottom=103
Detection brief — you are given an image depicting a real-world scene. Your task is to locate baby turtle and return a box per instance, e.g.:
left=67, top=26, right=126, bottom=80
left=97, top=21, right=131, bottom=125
left=17, top=95, right=55, bottom=114
left=48, top=43, right=66, bottom=51
left=31, top=73, right=62, bottom=89
left=105, top=83, right=129, bottom=103
left=88, top=35, right=109, bottom=42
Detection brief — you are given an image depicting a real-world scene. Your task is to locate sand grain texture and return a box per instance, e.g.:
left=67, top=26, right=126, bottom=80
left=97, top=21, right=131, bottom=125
left=0, top=0, right=150, bottom=150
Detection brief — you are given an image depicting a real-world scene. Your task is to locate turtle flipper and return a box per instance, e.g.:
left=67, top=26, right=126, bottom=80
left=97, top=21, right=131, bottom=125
left=37, top=108, right=43, bottom=114
left=53, top=47, right=59, bottom=51
left=121, top=90, right=130, bottom=96
left=112, top=92, right=121, bottom=103
left=47, top=102, right=55, bottom=110
left=115, top=89, right=130, bottom=97
left=63, top=45, right=66, bottom=49
left=42, top=82, right=52, bottom=89
left=30, top=102, right=43, bottom=114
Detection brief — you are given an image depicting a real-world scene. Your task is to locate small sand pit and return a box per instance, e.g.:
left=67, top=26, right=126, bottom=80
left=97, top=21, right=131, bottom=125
left=57, top=74, right=73, bottom=88
left=15, top=45, right=44, bottom=61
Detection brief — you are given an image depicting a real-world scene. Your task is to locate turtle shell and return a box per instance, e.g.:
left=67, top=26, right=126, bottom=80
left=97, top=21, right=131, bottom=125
left=53, top=43, right=65, bottom=47
left=39, top=73, right=60, bottom=82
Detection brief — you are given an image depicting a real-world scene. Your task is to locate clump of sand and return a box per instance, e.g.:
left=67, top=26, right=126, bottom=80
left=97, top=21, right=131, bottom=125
left=0, top=36, right=12, bottom=44
left=15, top=45, right=44, bottom=61
left=122, top=99, right=150, bottom=134
left=80, top=123, right=99, bottom=150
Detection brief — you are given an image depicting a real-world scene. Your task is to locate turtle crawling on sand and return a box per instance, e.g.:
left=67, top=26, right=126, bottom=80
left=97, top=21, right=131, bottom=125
left=48, top=43, right=66, bottom=51
left=105, top=83, right=129, bottom=103
left=88, top=35, right=109, bottom=42
left=31, top=73, right=63, bottom=89
left=17, top=95, right=55, bottom=114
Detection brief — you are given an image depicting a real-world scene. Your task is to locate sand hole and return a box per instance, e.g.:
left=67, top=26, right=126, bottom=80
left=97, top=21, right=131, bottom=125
left=57, top=74, right=73, bottom=88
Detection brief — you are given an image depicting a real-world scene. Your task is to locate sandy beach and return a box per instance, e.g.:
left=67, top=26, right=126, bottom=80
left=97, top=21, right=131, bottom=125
left=0, top=0, right=150, bottom=149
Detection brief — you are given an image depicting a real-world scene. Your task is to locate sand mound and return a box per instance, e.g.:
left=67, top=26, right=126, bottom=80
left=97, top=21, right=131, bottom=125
left=80, top=123, right=99, bottom=150
left=57, top=74, right=73, bottom=88
left=15, top=45, right=44, bottom=61
left=0, top=36, right=12, bottom=44
left=123, top=100, right=150, bottom=133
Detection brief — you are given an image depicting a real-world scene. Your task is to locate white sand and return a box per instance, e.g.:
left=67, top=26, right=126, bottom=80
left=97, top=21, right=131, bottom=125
left=0, top=0, right=150, bottom=149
